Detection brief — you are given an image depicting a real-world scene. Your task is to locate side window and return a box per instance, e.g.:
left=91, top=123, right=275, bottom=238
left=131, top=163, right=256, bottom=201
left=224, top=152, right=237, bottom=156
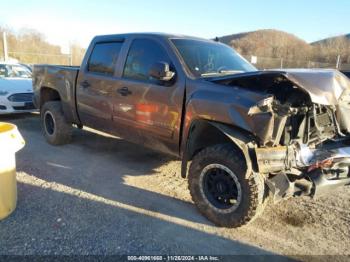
left=123, top=39, right=171, bottom=83
left=88, top=42, right=123, bottom=75
left=0, top=65, right=8, bottom=77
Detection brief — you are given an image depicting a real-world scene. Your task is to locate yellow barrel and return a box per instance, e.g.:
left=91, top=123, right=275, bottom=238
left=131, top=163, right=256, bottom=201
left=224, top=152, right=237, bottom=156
left=0, top=122, right=25, bottom=220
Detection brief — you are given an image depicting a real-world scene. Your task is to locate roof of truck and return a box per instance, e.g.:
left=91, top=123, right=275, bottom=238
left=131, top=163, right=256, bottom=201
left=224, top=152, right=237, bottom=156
left=92, top=32, right=214, bottom=42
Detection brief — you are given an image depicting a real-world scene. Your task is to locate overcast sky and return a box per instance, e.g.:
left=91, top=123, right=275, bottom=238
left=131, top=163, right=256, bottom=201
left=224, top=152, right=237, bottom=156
left=1, top=0, right=349, bottom=52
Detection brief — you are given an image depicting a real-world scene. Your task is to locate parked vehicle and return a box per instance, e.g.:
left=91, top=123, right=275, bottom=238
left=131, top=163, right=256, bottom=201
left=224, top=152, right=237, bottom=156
left=19, top=63, right=33, bottom=72
left=0, top=62, right=35, bottom=114
left=33, top=33, right=350, bottom=227
left=341, top=71, right=350, bottom=79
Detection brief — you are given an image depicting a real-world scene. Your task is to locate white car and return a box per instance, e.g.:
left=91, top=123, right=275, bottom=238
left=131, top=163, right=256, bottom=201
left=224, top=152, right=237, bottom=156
left=0, top=62, right=36, bottom=114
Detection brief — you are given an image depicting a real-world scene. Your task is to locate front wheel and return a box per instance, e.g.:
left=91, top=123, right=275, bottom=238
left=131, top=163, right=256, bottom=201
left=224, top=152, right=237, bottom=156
left=188, top=144, right=267, bottom=228
left=41, top=101, right=72, bottom=145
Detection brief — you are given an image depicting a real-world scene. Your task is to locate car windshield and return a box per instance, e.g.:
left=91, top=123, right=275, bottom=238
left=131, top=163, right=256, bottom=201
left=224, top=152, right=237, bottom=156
left=0, top=64, right=32, bottom=78
left=171, top=39, right=256, bottom=77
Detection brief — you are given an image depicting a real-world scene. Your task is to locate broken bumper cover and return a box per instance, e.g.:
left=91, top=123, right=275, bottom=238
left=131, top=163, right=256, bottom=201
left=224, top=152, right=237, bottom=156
left=307, top=169, right=350, bottom=197
left=296, top=144, right=350, bottom=170
left=300, top=144, right=350, bottom=197
left=256, top=141, right=350, bottom=201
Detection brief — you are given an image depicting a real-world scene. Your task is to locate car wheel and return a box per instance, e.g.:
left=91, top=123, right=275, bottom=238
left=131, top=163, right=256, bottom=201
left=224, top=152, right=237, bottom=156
left=41, top=101, right=72, bottom=145
left=188, top=144, right=267, bottom=228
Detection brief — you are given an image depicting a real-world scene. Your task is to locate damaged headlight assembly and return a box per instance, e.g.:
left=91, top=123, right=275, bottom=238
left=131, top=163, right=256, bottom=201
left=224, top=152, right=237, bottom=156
left=248, top=96, right=274, bottom=115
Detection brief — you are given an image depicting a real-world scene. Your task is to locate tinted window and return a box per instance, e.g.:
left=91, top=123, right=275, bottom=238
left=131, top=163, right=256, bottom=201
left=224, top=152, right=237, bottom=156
left=88, top=42, right=123, bottom=75
left=123, top=39, right=171, bottom=83
left=171, top=39, right=256, bottom=77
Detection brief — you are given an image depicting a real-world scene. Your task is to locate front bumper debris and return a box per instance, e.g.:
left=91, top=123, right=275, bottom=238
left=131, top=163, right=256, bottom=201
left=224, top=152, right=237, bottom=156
left=256, top=140, right=350, bottom=201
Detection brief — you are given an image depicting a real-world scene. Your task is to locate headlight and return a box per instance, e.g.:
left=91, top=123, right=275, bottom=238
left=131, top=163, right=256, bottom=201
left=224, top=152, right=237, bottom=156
left=0, top=90, right=9, bottom=96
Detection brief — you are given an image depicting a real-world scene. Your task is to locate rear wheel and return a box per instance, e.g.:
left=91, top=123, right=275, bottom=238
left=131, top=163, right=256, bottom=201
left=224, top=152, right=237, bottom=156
left=41, top=101, right=72, bottom=145
left=188, top=144, right=267, bottom=228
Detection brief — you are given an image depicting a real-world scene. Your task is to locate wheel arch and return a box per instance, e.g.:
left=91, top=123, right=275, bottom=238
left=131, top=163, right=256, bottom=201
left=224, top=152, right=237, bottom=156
left=181, top=120, right=257, bottom=178
left=40, top=87, right=61, bottom=108
left=39, top=86, right=79, bottom=125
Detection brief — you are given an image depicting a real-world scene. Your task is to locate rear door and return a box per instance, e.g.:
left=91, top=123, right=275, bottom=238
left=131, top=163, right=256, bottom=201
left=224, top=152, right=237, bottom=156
left=111, top=37, right=185, bottom=155
left=76, top=41, right=124, bottom=132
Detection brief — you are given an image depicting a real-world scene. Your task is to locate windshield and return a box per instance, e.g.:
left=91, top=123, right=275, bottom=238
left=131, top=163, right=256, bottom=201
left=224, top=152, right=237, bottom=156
left=0, top=64, right=32, bottom=78
left=171, top=39, right=256, bottom=77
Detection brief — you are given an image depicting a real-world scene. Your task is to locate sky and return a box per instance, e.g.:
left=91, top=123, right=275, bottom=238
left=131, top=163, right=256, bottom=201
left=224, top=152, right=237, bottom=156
left=0, top=0, right=349, bottom=52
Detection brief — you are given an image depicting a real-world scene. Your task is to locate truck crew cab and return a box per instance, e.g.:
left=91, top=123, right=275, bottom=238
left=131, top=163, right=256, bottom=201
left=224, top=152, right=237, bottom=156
left=33, top=33, right=350, bottom=227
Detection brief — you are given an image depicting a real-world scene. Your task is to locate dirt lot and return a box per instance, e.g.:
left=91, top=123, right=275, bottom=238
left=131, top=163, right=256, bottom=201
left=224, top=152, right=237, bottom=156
left=0, top=113, right=350, bottom=259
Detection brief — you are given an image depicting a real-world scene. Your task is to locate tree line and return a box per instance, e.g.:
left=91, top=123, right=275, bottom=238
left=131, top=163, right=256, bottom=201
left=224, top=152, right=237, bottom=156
left=227, top=29, right=350, bottom=68
left=0, top=26, right=86, bottom=65
left=1, top=27, right=349, bottom=69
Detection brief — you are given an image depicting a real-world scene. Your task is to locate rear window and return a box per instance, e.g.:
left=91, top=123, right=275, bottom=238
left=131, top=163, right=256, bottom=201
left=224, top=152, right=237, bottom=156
left=87, top=42, right=123, bottom=75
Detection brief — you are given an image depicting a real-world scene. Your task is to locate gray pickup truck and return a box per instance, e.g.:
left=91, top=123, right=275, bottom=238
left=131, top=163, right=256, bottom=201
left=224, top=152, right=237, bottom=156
left=33, top=33, right=350, bottom=227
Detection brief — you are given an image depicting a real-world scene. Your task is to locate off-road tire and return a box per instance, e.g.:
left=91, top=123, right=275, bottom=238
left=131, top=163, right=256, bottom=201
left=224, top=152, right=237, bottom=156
left=41, top=101, right=72, bottom=145
left=188, top=144, right=267, bottom=228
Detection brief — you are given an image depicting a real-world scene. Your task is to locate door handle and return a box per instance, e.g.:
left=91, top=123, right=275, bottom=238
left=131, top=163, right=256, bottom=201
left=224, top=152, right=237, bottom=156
left=80, top=80, right=90, bottom=88
left=117, top=87, right=132, bottom=96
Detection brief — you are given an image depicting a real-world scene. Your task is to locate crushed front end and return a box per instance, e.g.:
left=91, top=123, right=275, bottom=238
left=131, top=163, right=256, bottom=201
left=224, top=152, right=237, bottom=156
left=215, top=69, right=350, bottom=202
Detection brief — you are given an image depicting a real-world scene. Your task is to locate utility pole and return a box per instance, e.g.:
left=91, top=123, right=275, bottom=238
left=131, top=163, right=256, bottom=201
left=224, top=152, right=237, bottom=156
left=336, top=55, right=341, bottom=69
left=69, top=45, right=73, bottom=66
left=2, top=32, right=9, bottom=61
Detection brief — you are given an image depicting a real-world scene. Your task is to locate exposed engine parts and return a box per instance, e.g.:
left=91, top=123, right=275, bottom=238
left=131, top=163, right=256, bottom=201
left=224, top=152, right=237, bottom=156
left=253, top=97, right=350, bottom=201
left=217, top=70, right=350, bottom=202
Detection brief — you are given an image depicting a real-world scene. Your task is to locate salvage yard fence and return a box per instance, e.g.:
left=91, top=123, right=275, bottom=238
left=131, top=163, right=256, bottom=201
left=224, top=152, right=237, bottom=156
left=6, top=51, right=72, bottom=65
left=242, top=55, right=350, bottom=71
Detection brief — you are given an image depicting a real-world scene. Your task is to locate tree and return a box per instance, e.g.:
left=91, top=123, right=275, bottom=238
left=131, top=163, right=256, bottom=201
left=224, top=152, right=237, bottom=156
left=0, top=26, right=85, bottom=65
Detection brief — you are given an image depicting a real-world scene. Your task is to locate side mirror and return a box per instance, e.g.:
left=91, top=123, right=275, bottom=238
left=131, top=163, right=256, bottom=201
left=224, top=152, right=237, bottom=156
left=149, top=62, right=175, bottom=82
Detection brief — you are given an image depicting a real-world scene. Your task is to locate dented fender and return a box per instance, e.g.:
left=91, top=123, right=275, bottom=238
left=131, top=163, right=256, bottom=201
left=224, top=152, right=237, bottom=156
left=181, top=120, right=256, bottom=178
left=209, top=122, right=255, bottom=178
left=182, top=79, right=278, bottom=147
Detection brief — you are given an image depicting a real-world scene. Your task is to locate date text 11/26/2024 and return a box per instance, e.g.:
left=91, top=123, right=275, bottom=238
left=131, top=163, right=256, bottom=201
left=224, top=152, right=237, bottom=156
left=127, top=255, right=220, bottom=261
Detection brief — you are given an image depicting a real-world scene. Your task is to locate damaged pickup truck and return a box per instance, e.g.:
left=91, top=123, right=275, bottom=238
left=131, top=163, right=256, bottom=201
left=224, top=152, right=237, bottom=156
left=32, top=33, right=350, bottom=227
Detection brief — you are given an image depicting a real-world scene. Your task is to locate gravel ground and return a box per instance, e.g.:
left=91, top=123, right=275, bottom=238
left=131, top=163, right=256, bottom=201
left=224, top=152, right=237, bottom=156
left=0, top=113, right=349, bottom=260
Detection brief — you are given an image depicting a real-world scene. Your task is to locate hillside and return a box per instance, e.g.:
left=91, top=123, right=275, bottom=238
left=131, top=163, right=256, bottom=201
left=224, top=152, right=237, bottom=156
left=310, top=34, right=350, bottom=66
left=217, top=29, right=311, bottom=60
left=216, top=32, right=250, bottom=45
left=217, top=29, right=350, bottom=68
left=312, top=33, right=350, bottom=45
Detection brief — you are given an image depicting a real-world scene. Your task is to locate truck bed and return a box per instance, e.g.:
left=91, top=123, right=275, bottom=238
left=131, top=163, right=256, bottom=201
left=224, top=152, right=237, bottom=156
left=32, top=64, right=80, bottom=124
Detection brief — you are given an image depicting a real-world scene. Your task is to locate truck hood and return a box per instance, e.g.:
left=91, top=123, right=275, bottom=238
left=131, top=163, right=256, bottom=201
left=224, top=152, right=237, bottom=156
left=277, top=69, right=350, bottom=105
left=209, top=69, right=350, bottom=106
left=0, top=77, right=33, bottom=94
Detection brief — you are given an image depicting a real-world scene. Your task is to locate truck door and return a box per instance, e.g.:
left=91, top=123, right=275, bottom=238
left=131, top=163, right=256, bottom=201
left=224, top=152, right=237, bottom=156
left=76, top=41, right=124, bottom=132
left=111, top=38, right=185, bottom=155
